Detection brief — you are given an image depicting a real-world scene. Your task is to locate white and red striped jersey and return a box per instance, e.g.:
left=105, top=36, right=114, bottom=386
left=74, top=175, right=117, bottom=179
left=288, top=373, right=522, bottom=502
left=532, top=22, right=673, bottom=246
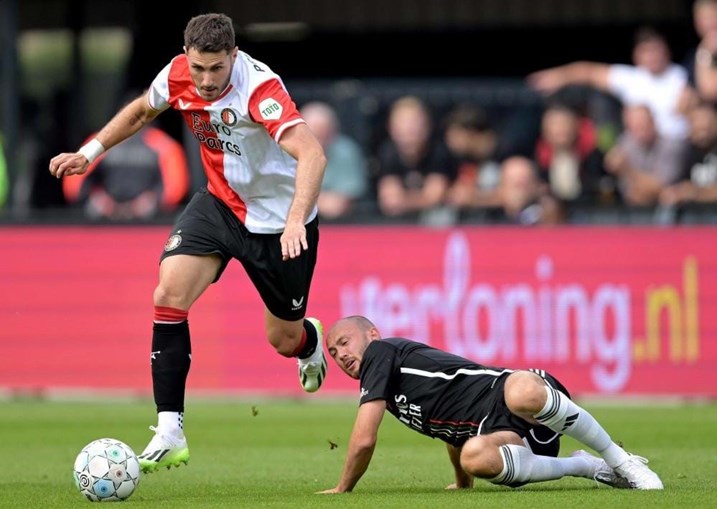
left=147, top=51, right=316, bottom=234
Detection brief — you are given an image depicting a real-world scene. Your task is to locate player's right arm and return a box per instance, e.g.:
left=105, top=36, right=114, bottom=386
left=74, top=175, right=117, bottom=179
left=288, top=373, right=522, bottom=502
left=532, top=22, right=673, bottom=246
left=49, top=91, right=162, bottom=179
left=317, top=399, right=386, bottom=494
left=444, top=443, right=474, bottom=489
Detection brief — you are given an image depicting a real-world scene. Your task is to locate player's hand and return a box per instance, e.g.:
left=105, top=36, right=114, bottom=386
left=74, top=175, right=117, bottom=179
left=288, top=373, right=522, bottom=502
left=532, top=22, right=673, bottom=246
left=280, top=221, right=308, bottom=261
left=49, top=152, right=91, bottom=179
left=316, top=487, right=343, bottom=494
left=446, top=470, right=473, bottom=490
left=445, top=482, right=473, bottom=490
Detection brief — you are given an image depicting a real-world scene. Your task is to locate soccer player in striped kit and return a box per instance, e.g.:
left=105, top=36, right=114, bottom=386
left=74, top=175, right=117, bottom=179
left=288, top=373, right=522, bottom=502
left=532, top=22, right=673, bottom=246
left=319, top=316, right=663, bottom=493
left=49, top=13, right=328, bottom=473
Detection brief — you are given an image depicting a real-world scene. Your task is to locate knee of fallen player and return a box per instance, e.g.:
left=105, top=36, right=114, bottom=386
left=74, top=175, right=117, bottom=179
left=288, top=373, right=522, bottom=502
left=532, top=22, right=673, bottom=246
left=503, top=371, right=547, bottom=419
left=459, top=436, right=504, bottom=478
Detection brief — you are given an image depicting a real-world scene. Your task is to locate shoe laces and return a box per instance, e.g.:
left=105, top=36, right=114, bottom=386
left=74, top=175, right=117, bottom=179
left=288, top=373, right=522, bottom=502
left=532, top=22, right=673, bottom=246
left=300, top=360, right=321, bottom=375
left=623, top=455, right=649, bottom=468
left=146, top=426, right=184, bottom=446
left=616, top=454, right=651, bottom=477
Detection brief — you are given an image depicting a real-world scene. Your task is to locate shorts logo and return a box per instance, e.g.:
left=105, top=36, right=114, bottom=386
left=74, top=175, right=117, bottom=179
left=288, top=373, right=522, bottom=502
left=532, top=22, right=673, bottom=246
left=220, top=108, right=238, bottom=127
left=291, top=296, right=304, bottom=310
left=259, top=98, right=283, bottom=120
left=164, top=234, right=182, bottom=252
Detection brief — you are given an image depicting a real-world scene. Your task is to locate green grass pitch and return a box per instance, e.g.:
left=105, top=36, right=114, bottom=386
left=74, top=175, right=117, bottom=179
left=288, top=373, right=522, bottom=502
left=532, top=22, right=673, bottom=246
left=0, top=398, right=715, bottom=508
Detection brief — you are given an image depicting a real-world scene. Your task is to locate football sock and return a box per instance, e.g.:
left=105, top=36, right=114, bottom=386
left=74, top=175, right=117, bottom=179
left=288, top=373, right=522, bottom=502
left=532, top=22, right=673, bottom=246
left=157, top=411, right=184, bottom=436
left=534, top=385, right=630, bottom=468
left=294, top=319, right=318, bottom=359
left=151, top=319, right=191, bottom=413
left=491, top=444, right=591, bottom=484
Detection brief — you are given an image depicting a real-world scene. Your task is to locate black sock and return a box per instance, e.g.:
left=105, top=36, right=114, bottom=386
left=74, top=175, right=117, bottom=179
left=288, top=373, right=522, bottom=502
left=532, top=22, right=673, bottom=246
left=151, top=321, right=191, bottom=412
left=297, top=319, right=318, bottom=359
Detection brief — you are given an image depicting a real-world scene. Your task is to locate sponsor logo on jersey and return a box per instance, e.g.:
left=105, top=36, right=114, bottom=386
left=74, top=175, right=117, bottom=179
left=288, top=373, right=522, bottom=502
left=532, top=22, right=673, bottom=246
left=259, top=98, right=282, bottom=120
left=221, top=108, right=238, bottom=127
left=164, top=234, right=182, bottom=252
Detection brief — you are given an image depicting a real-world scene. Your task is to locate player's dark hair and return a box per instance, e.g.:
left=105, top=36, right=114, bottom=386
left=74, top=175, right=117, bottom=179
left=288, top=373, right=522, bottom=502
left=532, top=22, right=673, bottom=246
left=184, top=13, right=236, bottom=53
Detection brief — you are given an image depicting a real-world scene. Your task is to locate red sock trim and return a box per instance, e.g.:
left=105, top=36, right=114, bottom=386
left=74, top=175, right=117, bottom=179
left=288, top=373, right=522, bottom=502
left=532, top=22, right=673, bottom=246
left=290, top=329, right=308, bottom=358
left=154, top=306, right=188, bottom=323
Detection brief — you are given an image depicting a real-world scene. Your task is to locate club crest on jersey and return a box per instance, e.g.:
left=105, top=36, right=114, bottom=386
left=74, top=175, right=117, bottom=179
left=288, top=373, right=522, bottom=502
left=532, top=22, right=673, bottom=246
left=164, top=234, right=182, bottom=252
left=220, top=108, right=238, bottom=127
left=259, top=98, right=283, bottom=120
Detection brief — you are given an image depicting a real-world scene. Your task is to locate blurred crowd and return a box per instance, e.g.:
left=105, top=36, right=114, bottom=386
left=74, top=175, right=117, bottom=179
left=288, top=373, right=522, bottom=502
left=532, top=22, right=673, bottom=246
left=3, top=1, right=717, bottom=226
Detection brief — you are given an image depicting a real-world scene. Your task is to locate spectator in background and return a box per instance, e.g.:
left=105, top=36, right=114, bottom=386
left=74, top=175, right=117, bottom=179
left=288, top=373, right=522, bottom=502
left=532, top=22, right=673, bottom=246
left=300, top=101, right=368, bottom=221
left=62, top=125, right=190, bottom=221
left=534, top=103, right=610, bottom=212
left=0, top=134, right=7, bottom=209
left=604, top=104, right=687, bottom=207
left=527, top=26, right=692, bottom=143
left=374, top=95, right=457, bottom=224
left=659, top=101, right=717, bottom=214
left=498, top=156, right=564, bottom=226
left=685, top=0, right=717, bottom=104
left=443, top=103, right=504, bottom=212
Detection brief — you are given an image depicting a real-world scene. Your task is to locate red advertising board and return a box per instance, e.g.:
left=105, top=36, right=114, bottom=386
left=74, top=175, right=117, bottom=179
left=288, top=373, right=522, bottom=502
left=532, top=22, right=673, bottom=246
left=1, top=225, right=715, bottom=397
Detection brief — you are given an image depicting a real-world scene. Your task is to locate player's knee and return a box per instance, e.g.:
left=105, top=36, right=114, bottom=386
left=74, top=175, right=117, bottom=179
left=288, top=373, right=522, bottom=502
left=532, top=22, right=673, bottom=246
left=153, top=284, right=187, bottom=309
left=504, top=371, right=545, bottom=416
left=460, top=437, right=503, bottom=478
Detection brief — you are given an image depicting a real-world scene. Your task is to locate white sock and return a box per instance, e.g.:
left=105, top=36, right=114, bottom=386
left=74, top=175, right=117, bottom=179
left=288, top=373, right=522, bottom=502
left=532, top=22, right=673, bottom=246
left=157, top=411, right=184, bottom=436
left=491, top=444, right=595, bottom=484
left=534, top=385, right=629, bottom=468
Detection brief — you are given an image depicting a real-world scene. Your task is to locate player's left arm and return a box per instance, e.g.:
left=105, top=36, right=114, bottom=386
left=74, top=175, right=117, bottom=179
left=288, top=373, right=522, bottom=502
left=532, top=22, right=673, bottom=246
left=279, top=122, right=327, bottom=258
left=248, top=78, right=327, bottom=260
left=317, top=399, right=386, bottom=494
left=444, top=443, right=474, bottom=489
left=280, top=123, right=327, bottom=218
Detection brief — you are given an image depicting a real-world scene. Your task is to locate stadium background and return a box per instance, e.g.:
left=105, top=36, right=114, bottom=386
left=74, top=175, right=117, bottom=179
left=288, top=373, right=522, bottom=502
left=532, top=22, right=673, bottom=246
left=1, top=0, right=715, bottom=401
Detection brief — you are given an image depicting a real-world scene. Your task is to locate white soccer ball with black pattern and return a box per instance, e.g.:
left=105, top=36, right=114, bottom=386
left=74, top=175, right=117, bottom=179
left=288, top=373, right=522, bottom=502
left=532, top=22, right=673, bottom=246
left=73, top=438, right=141, bottom=502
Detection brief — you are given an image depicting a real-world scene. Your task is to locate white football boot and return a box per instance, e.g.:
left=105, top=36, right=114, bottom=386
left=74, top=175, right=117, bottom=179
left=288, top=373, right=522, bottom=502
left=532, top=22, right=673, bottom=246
left=297, top=317, right=327, bottom=393
left=137, top=426, right=189, bottom=473
left=613, top=453, right=664, bottom=490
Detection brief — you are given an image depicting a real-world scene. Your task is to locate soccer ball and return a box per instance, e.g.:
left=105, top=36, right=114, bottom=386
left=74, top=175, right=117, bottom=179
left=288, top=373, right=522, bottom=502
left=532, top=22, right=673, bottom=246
left=73, top=438, right=141, bottom=502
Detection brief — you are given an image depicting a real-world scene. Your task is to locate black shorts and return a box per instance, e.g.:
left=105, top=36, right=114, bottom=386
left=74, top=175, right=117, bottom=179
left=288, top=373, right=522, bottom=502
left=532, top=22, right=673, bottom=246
left=160, top=188, right=319, bottom=321
left=480, top=369, right=570, bottom=458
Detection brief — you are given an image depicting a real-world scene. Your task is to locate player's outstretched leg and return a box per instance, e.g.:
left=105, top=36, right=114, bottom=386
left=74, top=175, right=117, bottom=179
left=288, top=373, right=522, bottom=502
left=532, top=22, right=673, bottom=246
left=570, top=450, right=630, bottom=488
left=533, top=383, right=663, bottom=490
left=138, top=425, right=190, bottom=473
left=297, top=317, right=327, bottom=393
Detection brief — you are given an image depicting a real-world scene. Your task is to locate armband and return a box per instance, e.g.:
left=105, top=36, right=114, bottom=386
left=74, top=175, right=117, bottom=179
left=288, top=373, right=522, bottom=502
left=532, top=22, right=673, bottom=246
left=78, top=138, right=106, bottom=163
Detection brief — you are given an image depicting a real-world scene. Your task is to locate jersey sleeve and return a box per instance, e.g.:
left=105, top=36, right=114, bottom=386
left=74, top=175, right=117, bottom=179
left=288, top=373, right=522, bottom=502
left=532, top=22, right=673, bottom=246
left=247, top=78, right=304, bottom=142
left=359, top=341, right=398, bottom=405
left=147, top=62, right=173, bottom=112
